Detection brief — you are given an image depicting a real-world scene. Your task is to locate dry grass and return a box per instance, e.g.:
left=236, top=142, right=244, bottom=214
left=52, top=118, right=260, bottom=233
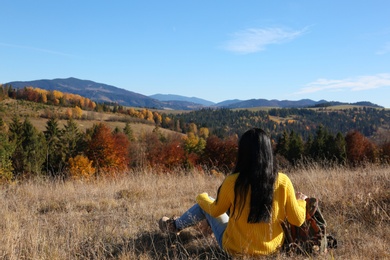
left=0, top=165, right=389, bottom=259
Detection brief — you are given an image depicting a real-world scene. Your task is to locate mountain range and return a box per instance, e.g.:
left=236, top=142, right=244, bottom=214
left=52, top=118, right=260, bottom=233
left=4, top=77, right=382, bottom=110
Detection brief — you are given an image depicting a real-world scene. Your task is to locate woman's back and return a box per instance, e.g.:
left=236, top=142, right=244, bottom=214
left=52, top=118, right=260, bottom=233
left=197, top=172, right=306, bottom=255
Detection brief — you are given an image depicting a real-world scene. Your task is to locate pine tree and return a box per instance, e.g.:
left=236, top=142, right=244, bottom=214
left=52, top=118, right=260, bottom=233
left=62, top=118, right=83, bottom=162
left=21, top=117, right=46, bottom=176
left=123, top=122, right=134, bottom=141
left=0, top=118, right=16, bottom=182
left=275, top=130, right=289, bottom=159
left=9, top=115, right=24, bottom=175
left=44, top=117, right=64, bottom=176
left=287, top=130, right=304, bottom=164
left=333, top=132, right=347, bottom=163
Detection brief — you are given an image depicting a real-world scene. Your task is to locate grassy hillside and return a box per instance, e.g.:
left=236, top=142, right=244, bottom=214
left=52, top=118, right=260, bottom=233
left=0, top=164, right=388, bottom=259
left=0, top=99, right=174, bottom=137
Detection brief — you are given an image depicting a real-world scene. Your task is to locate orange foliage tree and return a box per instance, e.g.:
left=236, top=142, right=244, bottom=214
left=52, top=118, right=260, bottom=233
left=86, top=123, right=130, bottom=173
left=345, top=130, right=378, bottom=166
left=132, top=132, right=186, bottom=170
left=380, top=141, right=390, bottom=163
left=200, top=135, right=238, bottom=172
left=157, top=134, right=186, bottom=169
left=68, top=155, right=96, bottom=180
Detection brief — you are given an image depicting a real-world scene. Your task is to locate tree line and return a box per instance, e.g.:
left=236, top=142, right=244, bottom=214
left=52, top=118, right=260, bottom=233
left=4, top=85, right=389, bottom=144
left=1, top=113, right=390, bottom=183
left=167, top=107, right=390, bottom=141
left=1, top=84, right=390, bottom=183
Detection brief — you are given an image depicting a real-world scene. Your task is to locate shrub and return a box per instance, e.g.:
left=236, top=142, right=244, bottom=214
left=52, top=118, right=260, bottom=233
left=68, top=155, right=96, bottom=180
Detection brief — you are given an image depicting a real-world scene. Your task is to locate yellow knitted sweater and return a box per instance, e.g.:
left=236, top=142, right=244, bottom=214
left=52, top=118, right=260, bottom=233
left=196, top=172, right=306, bottom=256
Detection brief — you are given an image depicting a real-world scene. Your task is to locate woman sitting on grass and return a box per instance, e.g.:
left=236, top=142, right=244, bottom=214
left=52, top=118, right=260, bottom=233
left=159, top=128, right=307, bottom=256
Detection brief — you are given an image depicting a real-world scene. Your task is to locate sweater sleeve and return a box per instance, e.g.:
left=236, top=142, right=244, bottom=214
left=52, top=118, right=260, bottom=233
left=196, top=175, right=234, bottom=217
left=284, top=175, right=306, bottom=226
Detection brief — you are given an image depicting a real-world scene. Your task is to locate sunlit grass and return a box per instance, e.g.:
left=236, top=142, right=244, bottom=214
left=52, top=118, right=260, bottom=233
left=0, top=165, right=389, bottom=259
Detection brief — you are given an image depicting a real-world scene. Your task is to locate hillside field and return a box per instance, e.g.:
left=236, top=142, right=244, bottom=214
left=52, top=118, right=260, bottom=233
left=0, top=99, right=175, bottom=136
left=0, top=164, right=389, bottom=259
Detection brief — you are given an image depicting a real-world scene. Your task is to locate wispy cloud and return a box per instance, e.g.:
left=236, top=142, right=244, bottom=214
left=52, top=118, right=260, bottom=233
left=295, top=73, right=390, bottom=95
left=376, top=42, right=390, bottom=55
left=0, top=42, right=76, bottom=57
left=222, top=26, right=308, bottom=54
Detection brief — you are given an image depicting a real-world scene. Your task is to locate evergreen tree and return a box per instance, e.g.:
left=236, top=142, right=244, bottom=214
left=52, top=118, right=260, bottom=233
left=113, top=126, right=121, bottom=134
left=0, top=118, right=16, bottom=182
left=275, top=130, right=289, bottom=159
left=62, top=118, right=84, bottom=164
left=9, top=115, right=24, bottom=175
left=287, top=130, right=304, bottom=164
left=332, top=132, right=347, bottom=163
left=21, top=117, right=46, bottom=175
left=123, top=122, right=134, bottom=141
left=304, top=134, right=313, bottom=158
left=310, top=125, right=327, bottom=160
left=44, top=117, right=64, bottom=176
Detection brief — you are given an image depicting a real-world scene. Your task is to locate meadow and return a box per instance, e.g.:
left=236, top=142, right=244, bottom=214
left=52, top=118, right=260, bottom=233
left=0, top=163, right=389, bottom=259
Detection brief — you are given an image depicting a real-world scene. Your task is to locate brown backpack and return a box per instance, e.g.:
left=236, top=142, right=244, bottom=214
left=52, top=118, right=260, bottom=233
left=282, top=197, right=337, bottom=255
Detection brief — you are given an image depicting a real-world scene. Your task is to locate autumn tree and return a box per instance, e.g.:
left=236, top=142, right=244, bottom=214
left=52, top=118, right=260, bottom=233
left=86, top=123, right=129, bottom=173
left=200, top=134, right=238, bottom=172
left=112, top=132, right=131, bottom=171
left=73, top=106, right=83, bottom=119
left=199, top=127, right=209, bottom=139
left=159, top=134, right=186, bottom=169
left=345, top=130, right=378, bottom=166
left=68, top=155, right=96, bottom=180
left=139, top=131, right=164, bottom=168
left=184, top=132, right=206, bottom=155
left=380, top=141, right=390, bottom=163
left=131, top=131, right=186, bottom=170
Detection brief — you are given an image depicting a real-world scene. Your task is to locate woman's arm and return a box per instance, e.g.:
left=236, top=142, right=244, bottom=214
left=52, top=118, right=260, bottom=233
left=284, top=177, right=306, bottom=226
left=196, top=174, right=235, bottom=217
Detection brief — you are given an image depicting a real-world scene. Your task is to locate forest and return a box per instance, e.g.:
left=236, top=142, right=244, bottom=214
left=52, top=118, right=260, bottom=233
left=1, top=85, right=390, bottom=183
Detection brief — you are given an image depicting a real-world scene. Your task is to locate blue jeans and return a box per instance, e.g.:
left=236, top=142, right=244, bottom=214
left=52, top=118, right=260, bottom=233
left=174, top=201, right=229, bottom=248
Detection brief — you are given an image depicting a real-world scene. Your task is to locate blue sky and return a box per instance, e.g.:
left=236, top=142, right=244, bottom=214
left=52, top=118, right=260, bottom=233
left=1, top=1, right=390, bottom=107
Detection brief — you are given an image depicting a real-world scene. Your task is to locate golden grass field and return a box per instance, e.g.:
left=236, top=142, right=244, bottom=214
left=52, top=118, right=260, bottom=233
left=0, top=163, right=389, bottom=259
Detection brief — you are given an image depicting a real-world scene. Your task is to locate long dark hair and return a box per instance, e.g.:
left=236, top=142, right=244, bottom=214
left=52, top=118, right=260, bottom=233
left=231, top=128, right=277, bottom=223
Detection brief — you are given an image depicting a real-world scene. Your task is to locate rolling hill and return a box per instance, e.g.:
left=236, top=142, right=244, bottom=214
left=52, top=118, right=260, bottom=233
left=4, top=77, right=383, bottom=110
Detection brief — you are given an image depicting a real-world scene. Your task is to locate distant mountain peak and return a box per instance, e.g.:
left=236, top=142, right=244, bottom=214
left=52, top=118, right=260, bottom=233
left=149, top=94, right=215, bottom=107
left=4, top=77, right=383, bottom=110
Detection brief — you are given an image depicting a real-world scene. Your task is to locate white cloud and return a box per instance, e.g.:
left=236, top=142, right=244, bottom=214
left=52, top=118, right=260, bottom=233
left=376, top=42, right=390, bottom=55
left=296, top=73, right=390, bottom=95
left=222, top=26, right=308, bottom=54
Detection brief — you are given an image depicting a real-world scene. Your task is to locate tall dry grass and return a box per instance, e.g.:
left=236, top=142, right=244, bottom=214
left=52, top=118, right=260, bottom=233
left=0, top=164, right=389, bottom=259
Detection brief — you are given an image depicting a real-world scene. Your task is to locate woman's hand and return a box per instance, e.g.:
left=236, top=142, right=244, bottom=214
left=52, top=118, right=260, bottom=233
left=296, top=192, right=308, bottom=200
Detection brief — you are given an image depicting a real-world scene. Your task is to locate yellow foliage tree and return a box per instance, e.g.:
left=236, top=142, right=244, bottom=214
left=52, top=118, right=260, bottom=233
left=72, top=106, right=83, bottom=119
left=185, top=132, right=199, bottom=153
left=153, top=112, right=162, bottom=125
left=52, top=90, right=64, bottom=100
left=164, top=116, right=171, bottom=125
left=199, top=127, right=209, bottom=139
left=68, top=155, right=96, bottom=180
